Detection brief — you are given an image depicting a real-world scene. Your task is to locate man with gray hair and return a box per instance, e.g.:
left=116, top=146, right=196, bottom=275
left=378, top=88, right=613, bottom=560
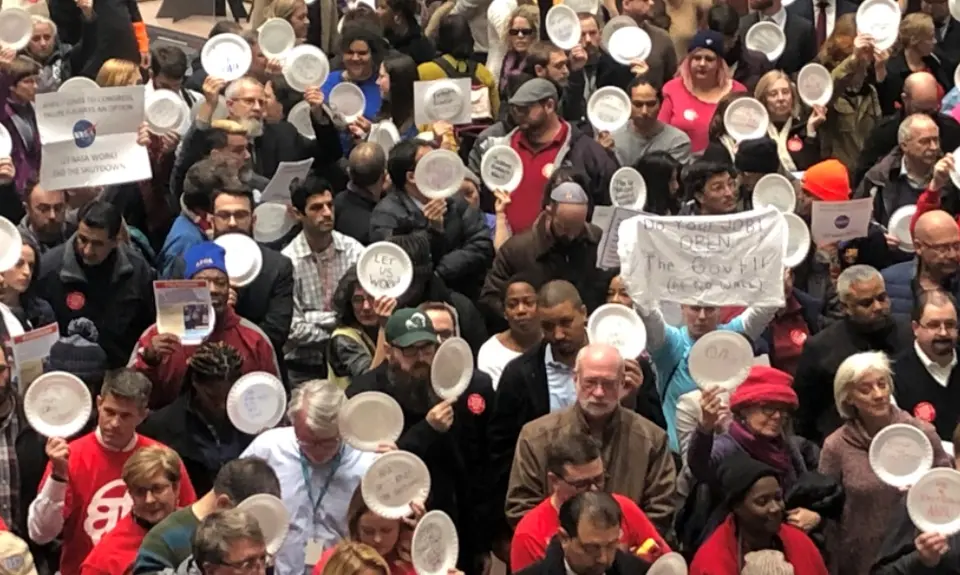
left=191, top=509, right=266, bottom=575
left=335, top=142, right=387, bottom=245
left=240, top=379, right=376, bottom=574
left=794, top=265, right=912, bottom=443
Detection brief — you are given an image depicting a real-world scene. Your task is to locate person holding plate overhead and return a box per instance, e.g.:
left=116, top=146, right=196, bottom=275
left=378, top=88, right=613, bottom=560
left=754, top=71, right=826, bottom=173
left=818, top=351, right=952, bottom=575
left=27, top=370, right=198, bottom=575
left=130, top=242, right=279, bottom=408
left=346, top=308, right=496, bottom=574
left=877, top=14, right=952, bottom=117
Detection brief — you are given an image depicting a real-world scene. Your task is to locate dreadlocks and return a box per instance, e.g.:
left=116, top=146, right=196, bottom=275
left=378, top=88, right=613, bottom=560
left=187, top=342, right=244, bottom=386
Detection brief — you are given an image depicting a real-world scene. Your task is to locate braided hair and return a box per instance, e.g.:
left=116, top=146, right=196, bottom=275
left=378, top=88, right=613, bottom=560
left=187, top=342, right=244, bottom=388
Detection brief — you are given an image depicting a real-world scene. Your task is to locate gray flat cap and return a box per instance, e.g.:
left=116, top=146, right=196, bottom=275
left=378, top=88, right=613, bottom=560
left=509, top=78, right=559, bottom=106
left=549, top=182, right=589, bottom=204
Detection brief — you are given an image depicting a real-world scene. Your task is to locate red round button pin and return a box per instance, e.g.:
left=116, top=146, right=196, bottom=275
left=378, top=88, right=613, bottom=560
left=787, top=137, right=803, bottom=152
left=913, top=402, right=936, bottom=423
left=66, top=292, right=85, bottom=311
left=467, top=393, right=485, bottom=415
left=789, top=329, right=807, bottom=346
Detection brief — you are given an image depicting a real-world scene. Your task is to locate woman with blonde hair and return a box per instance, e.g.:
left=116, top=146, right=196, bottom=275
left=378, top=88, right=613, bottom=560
left=754, top=70, right=824, bottom=172
left=878, top=12, right=950, bottom=114
left=819, top=349, right=952, bottom=575
left=95, top=58, right=141, bottom=87
left=485, top=0, right=536, bottom=83
left=817, top=17, right=883, bottom=168
left=495, top=5, right=538, bottom=90
left=253, top=0, right=338, bottom=54
left=262, top=0, right=310, bottom=44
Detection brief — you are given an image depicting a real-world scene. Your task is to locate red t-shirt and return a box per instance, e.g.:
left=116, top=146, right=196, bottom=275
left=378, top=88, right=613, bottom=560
left=36, top=433, right=197, bottom=575
left=510, top=493, right=669, bottom=572
left=312, top=546, right=415, bottom=575
left=506, top=122, right=570, bottom=235
left=78, top=513, right=147, bottom=575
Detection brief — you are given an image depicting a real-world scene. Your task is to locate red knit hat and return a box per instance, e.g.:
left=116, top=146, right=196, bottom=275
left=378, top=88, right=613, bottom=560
left=729, top=366, right=799, bottom=411
left=801, top=159, right=851, bottom=202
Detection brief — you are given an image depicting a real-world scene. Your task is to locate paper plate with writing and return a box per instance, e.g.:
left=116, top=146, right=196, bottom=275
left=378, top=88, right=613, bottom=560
left=587, top=86, right=631, bottom=133
left=857, top=0, right=901, bottom=50
left=258, top=18, right=296, bottom=59
left=329, top=82, right=366, bottom=123
left=744, top=21, right=785, bottom=62
left=412, top=510, right=459, bottom=575
left=797, top=63, right=834, bottom=107
left=361, top=450, right=431, bottom=519
left=201, top=33, right=252, bottom=82
left=609, top=166, right=646, bottom=210
left=24, top=371, right=92, bottom=438
left=424, top=80, right=465, bottom=123
left=545, top=4, right=581, bottom=50
left=283, top=44, right=330, bottom=93
left=723, top=97, right=769, bottom=142
left=414, top=148, right=465, bottom=200
left=688, top=331, right=753, bottom=391
left=357, top=241, right=413, bottom=299
left=480, top=145, right=523, bottom=193
left=339, top=391, right=404, bottom=452
left=588, top=304, right=647, bottom=359
left=870, top=423, right=933, bottom=488
left=226, top=371, right=286, bottom=435
left=908, top=468, right=960, bottom=534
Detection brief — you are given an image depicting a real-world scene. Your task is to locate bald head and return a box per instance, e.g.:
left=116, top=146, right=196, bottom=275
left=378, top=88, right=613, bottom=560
left=915, top=210, right=959, bottom=243
left=576, top=343, right=624, bottom=375
left=915, top=210, right=960, bottom=275
left=348, top=142, right=386, bottom=188
left=575, top=343, right=626, bottom=418
left=903, top=72, right=941, bottom=114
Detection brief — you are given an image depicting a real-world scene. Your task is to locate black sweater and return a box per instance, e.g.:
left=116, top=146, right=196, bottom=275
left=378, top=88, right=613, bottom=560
left=892, top=346, right=960, bottom=441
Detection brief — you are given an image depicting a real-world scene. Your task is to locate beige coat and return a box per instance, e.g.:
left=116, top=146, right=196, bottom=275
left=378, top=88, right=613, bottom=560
left=821, top=54, right=882, bottom=169
left=505, top=405, right=677, bottom=529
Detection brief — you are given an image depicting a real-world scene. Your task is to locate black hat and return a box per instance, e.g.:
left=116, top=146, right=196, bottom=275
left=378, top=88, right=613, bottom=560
left=717, top=451, right=780, bottom=508
left=735, top=137, right=781, bottom=174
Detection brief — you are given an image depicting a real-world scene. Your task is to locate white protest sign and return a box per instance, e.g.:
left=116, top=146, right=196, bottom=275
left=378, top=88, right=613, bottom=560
left=260, top=158, right=314, bottom=204
left=618, top=207, right=786, bottom=307
left=12, top=322, right=58, bottom=389
left=811, top=198, right=873, bottom=243
left=36, top=86, right=151, bottom=191
left=597, top=206, right=642, bottom=269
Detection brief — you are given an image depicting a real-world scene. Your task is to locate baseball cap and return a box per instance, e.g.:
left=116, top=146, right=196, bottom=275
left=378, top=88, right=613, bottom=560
left=0, top=533, right=37, bottom=575
left=385, top=308, right=438, bottom=347
left=549, top=182, right=590, bottom=204
left=509, top=78, right=559, bottom=106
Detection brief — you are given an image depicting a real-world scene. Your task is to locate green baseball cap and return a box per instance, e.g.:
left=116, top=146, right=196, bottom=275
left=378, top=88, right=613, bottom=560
left=385, top=308, right=438, bottom=347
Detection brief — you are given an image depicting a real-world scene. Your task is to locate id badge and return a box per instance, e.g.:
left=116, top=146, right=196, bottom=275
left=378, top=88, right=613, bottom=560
left=305, top=539, right=325, bottom=566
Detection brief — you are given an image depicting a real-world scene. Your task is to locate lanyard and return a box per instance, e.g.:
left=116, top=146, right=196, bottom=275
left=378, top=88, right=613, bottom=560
left=300, top=447, right=343, bottom=517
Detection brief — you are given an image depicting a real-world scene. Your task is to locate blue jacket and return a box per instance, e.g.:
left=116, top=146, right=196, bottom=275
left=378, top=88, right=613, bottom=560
left=882, top=260, right=916, bottom=318
left=158, top=215, right=205, bottom=278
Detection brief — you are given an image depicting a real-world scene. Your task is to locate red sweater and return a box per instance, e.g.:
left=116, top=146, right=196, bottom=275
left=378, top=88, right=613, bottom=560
left=689, top=515, right=828, bottom=575
left=510, top=494, right=669, bottom=572
left=79, top=513, right=147, bottom=575
left=36, top=432, right=197, bottom=575
left=131, top=307, right=279, bottom=407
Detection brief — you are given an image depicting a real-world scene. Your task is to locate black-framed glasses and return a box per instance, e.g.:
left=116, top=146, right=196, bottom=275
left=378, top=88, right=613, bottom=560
left=758, top=404, right=793, bottom=417
left=398, top=343, right=437, bottom=358
left=560, top=472, right=605, bottom=491
left=508, top=28, right=534, bottom=36
left=215, top=553, right=268, bottom=572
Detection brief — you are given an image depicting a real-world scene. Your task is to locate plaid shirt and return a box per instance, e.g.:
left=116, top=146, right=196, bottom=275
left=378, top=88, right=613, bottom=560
left=0, top=406, right=20, bottom=530
left=282, top=231, right=364, bottom=366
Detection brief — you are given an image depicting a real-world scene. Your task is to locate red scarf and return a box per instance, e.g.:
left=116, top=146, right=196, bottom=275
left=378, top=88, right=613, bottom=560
left=690, top=515, right=829, bottom=575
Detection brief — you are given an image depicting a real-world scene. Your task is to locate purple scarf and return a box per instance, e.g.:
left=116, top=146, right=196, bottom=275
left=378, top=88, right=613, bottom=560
left=728, top=419, right=794, bottom=479
left=499, top=51, right=527, bottom=88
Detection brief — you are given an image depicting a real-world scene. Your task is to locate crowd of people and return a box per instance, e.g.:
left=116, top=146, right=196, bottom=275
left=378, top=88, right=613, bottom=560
left=0, top=0, right=957, bottom=572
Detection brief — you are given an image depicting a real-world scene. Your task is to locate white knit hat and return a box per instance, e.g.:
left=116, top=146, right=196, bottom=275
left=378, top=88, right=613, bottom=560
left=741, top=550, right=794, bottom=575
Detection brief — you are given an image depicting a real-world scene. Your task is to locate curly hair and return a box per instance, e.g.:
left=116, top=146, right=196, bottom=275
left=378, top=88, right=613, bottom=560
left=188, top=342, right=244, bottom=387
left=332, top=267, right=363, bottom=329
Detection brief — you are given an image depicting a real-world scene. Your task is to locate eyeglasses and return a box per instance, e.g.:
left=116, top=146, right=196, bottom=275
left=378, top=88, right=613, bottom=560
left=560, top=472, right=605, bottom=491
left=508, top=28, right=534, bottom=36
left=215, top=553, right=268, bottom=572
left=919, top=320, right=959, bottom=332
left=129, top=481, right=174, bottom=499
left=758, top=405, right=793, bottom=417
left=919, top=241, right=960, bottom=254
left=214, top=210, right=252, bottom=223
left=398, top=343, right=437, bottom=358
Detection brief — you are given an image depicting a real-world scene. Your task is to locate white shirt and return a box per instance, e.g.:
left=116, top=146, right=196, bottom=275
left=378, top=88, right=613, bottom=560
left=810, top=0, right=837, bottom=37
left=544, top=344, right=577, bottom=412
left=767, top=7, right=787, bottom=29
left=914, top=340, right=958, bottom=387
left=477, top=335, right=523, bottom=390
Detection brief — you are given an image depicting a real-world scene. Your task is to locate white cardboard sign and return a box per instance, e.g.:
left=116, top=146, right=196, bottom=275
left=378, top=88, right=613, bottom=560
left=413, top=78, right=472, bottom=126
left=811, top=198, right=873, bottom=243
left=618, top=207, right=786, bottom=307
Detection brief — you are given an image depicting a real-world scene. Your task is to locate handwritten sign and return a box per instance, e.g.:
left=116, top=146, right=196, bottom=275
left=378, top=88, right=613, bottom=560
left=413, top=78, right=472, bottom=126
left=365, top=456, right=429, bottom=510
left=811, top=198, right=872, bottom=243
left=618, top=207, right=786, bottom=306
left=911, top=476, right=960, bottom=531
left=36, top=86, right=151, bottom=191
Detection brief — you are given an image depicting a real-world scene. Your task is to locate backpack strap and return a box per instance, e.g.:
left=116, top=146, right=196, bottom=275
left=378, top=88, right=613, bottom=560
left=431, top=56, right=479, bottom=82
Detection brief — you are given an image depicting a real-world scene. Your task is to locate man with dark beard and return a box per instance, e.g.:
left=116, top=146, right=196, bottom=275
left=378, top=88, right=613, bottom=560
left=346, top=308, right=496, bottom=575
left=794, top=265, right=913, bottom=444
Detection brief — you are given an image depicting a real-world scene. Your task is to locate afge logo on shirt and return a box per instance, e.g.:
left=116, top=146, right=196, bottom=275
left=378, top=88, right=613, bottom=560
left=72, top=120, right=97, bottom=149
left=84, top=479, right=133, bottom=543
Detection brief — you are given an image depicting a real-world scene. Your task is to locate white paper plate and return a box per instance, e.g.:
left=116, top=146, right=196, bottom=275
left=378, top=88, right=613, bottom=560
left=544, top=4, right=581, bottom=50
left=237, top=494, right=290, bottom=554
left=587, top=86, right=631, bottom=133
left=0, top=124, right=11, bottom=157
left=340, top=391, right=404, bottom=451
left=361, top=450, right=431, bottom=519
left=431, top=337, right=473, bottom=400
left=0, top=8, right=33, bottom=51
left=889, top=205, right=917, bottom=253
left=783, top=212, right=811, bottom=268
left=723, top=98, right=769, bottom=142
left=411, top=510, right=460, bottom=575
left=176, top=303, right=216, bottom=346
left=287, top=100, right=315, bottom=139
left=753, top=174, right=796, bottom=213
left=688, top=331, right=754, bottom=391
left=0, top=303, right=22, bottom=338
left=609, top=166, right=646, bottom=210
left=214, top=233, right=264, bottom=287
left=0, top=216, right=22, bottom=273
left=145, top=89, right=188, bottom=134
left=600, top=16, right=637, bottom=53
left=369, top=121, right=401, bottom=155
left=908, top=468, right=960, bottom=535
left=329, top=82, right=366, bottom=123
left=797, top=63, right=834, bottom=107
left=744, top=21, right=785, bottom=62
left=587, top=304, right=647, bottom=359
left=647, top=552, right=688, bottom=575
left=253, top=203, right=297, bottom=243
left=58, top=76, right=99, bottom=93
left=608, top=26, right=652, bottom=65
left=258, top=18, right=296, bottom=59
left=282, top=44, right=330, bottom=93
left=869, top=423, right=934, bottom=488
left=951, top=145, right=960, bottom=189
left=24, top=371, right=93, bottom=438
left=357, top=241, right=413, bottom=299
left=424, top=80, right=465, bottom=123
left=414, top=149, right=465, bottom=200
left=857, top=0, right=901, bottom=50
left=952, top=0, right=960, bottom=22
left=480, top=145, right=523, bottom=193
left=226, top=371, right=286, bottom=435
left=201, top=33, right=252, bottom=82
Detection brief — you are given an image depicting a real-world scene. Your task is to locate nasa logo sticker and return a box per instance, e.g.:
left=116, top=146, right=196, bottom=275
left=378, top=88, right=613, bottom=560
left=72, top=120, right=96, bottom=149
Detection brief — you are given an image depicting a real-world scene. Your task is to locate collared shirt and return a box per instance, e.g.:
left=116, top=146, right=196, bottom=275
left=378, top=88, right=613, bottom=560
left=240, top=427, right=376, bottom=575
left=812, top=0, right=836, bottom=37
left=508, top=122, right=570, bottom=234
left=0, top=405, right=20, bottom=529
left=282, top=231, right=364, bottom=366
left=914, top=340, right=957, bottom=387
left=544, top=344, right=577, bottom=412
left=900, top=157, right=930, bottom=190
left=766, top=7, right=787, bottom=28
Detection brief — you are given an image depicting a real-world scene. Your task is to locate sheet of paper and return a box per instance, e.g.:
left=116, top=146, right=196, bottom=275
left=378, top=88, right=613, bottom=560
left=811, top=198, right=873, bottom=243
left=260, top=158, right=314, bottom=204
left=597, top=206, right=643, bottom=270
left=35, top=86, right=151, bottom=191
left=12, top=323, right=59, bottom=390
left=154, top=280, right=214, bottom=343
